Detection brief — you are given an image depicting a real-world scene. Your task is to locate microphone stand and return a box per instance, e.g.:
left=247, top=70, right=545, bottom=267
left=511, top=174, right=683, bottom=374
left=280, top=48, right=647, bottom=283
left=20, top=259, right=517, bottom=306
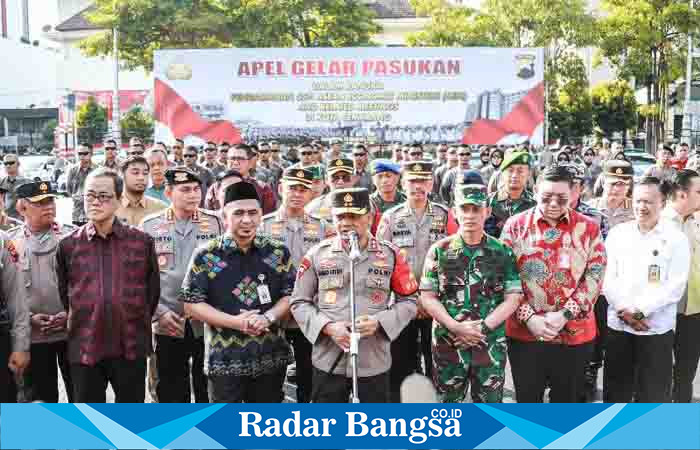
left=347, top=231, right=362, bottom=403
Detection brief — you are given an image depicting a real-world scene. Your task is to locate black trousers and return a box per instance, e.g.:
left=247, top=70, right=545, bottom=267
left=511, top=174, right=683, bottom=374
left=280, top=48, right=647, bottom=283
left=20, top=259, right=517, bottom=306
left=71, top=358, right=147, bottom=403
left=508, top=339, right=593, bottom=403
left=208, top=370, right=286, bottom=403
left=417, top=318, right=433, bottom=378
left=25, top=340, right=72, bottom=403
left=390, top=319, right=419, bottom=403
left=312, top=368, right=390, bottom=403
left=673, top=313, right=700, bottom=402
left=0, top=331, right=17, bottom=403
left=605, top=328, right=673, bottom=403
left=155, top=324, right=207, bottom=403
left=285, top=328, right=313, bottom=403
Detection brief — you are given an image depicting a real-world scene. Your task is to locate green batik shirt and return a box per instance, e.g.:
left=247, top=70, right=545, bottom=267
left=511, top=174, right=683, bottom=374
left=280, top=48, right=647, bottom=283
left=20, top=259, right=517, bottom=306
left=420, top=234, right=522, bottom=367
left=370, top=190, right=407, bottom=214
left=484, top=189, right=536, bottom=238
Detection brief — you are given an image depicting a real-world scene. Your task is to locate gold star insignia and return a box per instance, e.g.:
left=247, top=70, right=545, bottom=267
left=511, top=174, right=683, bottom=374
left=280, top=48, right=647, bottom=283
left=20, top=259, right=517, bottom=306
left=336, top=160, right=343, bottom=166
left=296, top=170, right=305, bottom=178
left=413, top=164, right=422, bottom=172
left=615, top=168, right=623, bottom=175
left=344, top=193, right=353, bottom=205
left=174, top=172, right=188, bottom=182
left=39, top=183, right=48, bottom=193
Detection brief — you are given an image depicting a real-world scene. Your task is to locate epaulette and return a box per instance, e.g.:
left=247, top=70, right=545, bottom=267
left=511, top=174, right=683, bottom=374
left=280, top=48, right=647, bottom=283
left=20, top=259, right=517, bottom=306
left=430, top=202, right=449, bottom=213
left=382, top=203, right=405, bottom=216
left=198, top=208, right=219, bottom=218
left=5, top=225, right=22, bottom=236
left=141, top=210, right=167, bottom=224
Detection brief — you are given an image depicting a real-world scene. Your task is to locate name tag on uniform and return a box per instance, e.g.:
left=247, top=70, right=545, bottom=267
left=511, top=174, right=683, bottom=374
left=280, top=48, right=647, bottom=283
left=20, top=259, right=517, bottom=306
left=155, top=241, right=174, bottom=253
left=648, top=264, right=661, bottom=284
left=257, top=274, right=272, bottom=304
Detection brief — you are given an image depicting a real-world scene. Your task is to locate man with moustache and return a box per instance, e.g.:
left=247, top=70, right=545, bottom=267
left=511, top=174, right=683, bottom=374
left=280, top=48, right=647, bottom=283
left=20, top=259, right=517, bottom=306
left=306, top=158, right=356, bottom=222
left=227, top=144, right=277, bottom=214
left=440, top=145, right=473, bottom=206
left=484, top=152, right=536, bottom=238
left=141, top=168, right=222, bottom=403
left=100, top=139, right=122, bottom=171
left=10, top=181, right=75, bottom=402
left=116, top=157, right=167, bottom=226
left=258, top=168, right=334, bottom=403
left=376, top=161, right=458, bottom=401
left=291, top=188, right=418, bottom=403
left=203, top=141, right=226, bottom=179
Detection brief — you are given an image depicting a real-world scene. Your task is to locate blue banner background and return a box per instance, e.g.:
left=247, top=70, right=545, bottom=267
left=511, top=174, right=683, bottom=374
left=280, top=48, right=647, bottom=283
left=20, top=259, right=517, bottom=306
left=2, top=403, right=699, bottom=449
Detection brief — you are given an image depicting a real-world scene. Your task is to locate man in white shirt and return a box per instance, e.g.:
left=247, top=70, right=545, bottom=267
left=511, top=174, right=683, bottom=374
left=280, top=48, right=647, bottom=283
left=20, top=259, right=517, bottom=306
left=660, top=169, right=700, bottom=402
left=603, top=176, right=691, bottom=403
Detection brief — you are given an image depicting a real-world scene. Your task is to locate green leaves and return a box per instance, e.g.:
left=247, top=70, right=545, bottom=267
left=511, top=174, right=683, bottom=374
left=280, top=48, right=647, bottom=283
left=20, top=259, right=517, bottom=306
left=76, top=97, right=108, bottom=145
left=120, top=107, right=154, bottom=143
left=80, top=0, right=381, bottom=70
left=591, top=80, right=638, bottom=138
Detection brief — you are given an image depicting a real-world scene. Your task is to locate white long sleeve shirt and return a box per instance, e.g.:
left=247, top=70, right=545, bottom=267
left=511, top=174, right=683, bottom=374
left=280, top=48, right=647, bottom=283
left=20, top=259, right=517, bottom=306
left=603, top=219, right=690, bottom=335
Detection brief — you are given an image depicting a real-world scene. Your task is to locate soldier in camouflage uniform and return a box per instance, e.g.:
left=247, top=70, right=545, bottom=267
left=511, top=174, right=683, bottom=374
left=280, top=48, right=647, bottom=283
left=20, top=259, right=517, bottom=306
left=420, top=184, right=523, bottom=403
left=484, top=152, right=536, bottom=238
left=369, top=160, right=405, bottom=213
left=258, top=167, right=334, bottom=403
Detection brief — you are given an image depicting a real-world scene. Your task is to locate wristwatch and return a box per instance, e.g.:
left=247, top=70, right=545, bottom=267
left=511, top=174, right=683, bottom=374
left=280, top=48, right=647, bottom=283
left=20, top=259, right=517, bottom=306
left=263, top=311, right=277, bottom=325
left=480, top=322, right=491, bottom=335
left=632, top=311, right=645, bottom=321
left=562, top=308, right=574, bottom=320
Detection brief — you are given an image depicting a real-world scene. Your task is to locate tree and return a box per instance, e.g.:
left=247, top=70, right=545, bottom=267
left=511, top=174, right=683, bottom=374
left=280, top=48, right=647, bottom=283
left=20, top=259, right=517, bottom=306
left=548, top=52, right=593, bottom=143
left=596, top=0, right=700, bottom=151
left=76, top=97, right=108, bottom=145
left=407, top=0, right=598, bottom=141
left=121, top=107, right=154, bottom=143
left=591, top=80, right=638, bottom=140
left=80, top=0, right=381, bottom=71
left=41, top=119, right=58, bottom=147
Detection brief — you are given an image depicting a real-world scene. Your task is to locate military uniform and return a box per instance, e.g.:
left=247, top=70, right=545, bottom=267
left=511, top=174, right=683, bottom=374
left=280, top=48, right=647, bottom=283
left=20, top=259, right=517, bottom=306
left=421, top=233, right=522, bottom=402
left=370, top=191, right=406, bottom=214
left=0, top=175, right=30, bottom=220
left=0, top=215, right=22, bottom=232
left=291, top=188, right=418, bottom=403
left=375, top=161, right=458, bottom=400
left=484, top=189, right=536, bottom=238
left=369, top=159, right=405, bottom=214
left=65, top=164, right=95, bottom=225
left=140, top=169, right=223, bottom=403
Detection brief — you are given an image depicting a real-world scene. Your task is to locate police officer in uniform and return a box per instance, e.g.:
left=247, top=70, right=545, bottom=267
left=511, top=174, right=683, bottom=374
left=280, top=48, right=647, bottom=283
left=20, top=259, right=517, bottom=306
left=305, top=158, right=356, bottom=222
left=375, top=161, right=458, bottom=400
left=258, top=167, right=334, bottom=402
left=11, top=181, right=75, bottom=402
left=291, top=188, right=418, bottom=403
left=140, top=167, right=222, bottom=403
left=587, top=160, right=635, bottom=229
left=0, top=230, right=30, bottom=402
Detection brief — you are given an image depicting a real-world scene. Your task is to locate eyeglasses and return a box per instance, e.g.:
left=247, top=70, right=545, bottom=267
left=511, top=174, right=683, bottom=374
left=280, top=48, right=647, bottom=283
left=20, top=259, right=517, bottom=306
left=84, top=192, right=115, bottom=203
left=409, top=152, right=422, bottom=157
left=331, top=174, right=352, bottom=183
left=77, top=152, right=90, bottom=157
left=437, top=149, right=448, bottom=153
left=3, top=161, right=16, bottom=166
left=353, top=153, right=367, bottom=158
left=184, top=154, right=197, bottom=158
left=228, top=156, right=249, bottom=162
left=458, top=153, right=471, bottom=158
left=173, top=145, right=182, bottom=149
left=258, top=150, right=270, bottom=154
left=205, top=148, right=217, bottom=152
left=540, top=194, right=569, bottom=206
left=271, top=149, right=280, bottom=153
left=105, top=147, right=117, bottom=151
left=129, top=151, right=144, bottom=157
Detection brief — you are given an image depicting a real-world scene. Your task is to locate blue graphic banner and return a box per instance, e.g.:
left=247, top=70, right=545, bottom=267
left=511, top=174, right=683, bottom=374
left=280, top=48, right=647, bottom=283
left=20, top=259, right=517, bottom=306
left=2, top=403, right=699, bottom=449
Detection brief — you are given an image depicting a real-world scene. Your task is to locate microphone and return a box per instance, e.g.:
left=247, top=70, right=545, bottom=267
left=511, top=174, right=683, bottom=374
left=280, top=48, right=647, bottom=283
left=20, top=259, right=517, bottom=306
left=346, top=230, right=361, bottom=260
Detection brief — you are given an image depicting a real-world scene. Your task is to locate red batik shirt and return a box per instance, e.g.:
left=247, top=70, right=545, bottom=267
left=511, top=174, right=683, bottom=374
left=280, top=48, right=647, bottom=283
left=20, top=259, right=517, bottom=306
left=500, top=207, right=607, bottom=345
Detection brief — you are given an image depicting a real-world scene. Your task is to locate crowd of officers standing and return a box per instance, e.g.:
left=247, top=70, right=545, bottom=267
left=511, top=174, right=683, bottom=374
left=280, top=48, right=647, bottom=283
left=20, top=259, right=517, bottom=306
left=0, top=135, right=699, bottom=405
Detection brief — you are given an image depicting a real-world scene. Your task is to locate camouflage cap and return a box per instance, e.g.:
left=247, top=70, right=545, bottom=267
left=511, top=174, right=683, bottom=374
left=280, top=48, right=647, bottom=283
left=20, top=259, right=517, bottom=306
left=307, top=164, right=325, bottom=181
left=454, top=184, right=488, bottom=207
left=500, top=151, right=531, bottom=171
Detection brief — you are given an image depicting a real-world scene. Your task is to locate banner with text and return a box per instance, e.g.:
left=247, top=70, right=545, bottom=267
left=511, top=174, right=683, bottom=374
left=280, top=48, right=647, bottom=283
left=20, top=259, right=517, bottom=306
left=153, top=47, right=545, bottom=146
left=3, top=403, right=700, bottom=449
